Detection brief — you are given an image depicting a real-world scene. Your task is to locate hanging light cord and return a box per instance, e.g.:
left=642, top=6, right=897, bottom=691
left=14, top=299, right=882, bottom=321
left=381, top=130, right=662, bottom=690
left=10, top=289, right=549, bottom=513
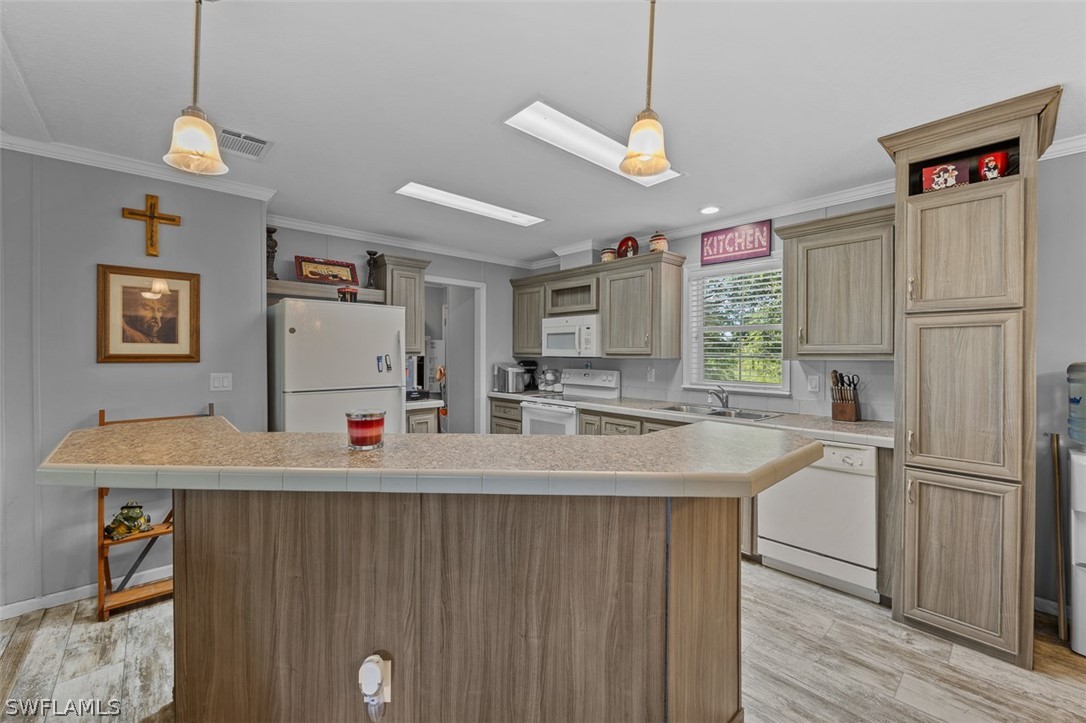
left=644, top=0, right=656, bottom=111
left=191, top=0, right=203, bottom=107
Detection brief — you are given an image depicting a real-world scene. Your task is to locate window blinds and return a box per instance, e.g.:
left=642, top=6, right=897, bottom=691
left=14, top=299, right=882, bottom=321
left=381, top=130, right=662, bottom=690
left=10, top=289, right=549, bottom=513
left=687, top=260, right=784, bottom=389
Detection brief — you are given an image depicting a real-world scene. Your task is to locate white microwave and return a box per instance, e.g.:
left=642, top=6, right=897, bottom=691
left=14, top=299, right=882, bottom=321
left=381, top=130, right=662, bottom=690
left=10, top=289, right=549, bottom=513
left=541, top=314, right=600, bottom=357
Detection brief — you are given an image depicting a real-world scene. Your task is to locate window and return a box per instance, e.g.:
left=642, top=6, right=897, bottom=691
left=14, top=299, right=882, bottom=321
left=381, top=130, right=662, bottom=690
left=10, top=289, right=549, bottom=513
left=685, top=257, right=787, bottom=393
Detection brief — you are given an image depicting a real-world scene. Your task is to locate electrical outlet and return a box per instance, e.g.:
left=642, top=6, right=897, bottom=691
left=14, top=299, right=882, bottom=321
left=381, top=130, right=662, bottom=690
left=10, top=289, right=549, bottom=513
left=807, top=375, right=819, bottom=393
left=210, top=373, right=233, bottom=392
left=647, top=366, right=655, bottom=383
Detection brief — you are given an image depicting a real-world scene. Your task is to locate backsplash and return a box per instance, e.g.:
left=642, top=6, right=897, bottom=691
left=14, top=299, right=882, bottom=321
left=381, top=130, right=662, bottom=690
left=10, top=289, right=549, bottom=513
left=536, top=358, right=895, bottom=422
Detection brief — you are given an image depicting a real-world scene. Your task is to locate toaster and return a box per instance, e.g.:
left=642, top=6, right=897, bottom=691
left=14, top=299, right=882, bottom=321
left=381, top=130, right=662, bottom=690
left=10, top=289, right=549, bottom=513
left=491, top=362, right=527, bottom=393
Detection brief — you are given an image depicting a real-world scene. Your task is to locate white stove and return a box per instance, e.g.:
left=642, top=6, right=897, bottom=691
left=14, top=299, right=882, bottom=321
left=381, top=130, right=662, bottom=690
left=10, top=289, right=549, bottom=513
left=520, top=369, right=620, bottom=434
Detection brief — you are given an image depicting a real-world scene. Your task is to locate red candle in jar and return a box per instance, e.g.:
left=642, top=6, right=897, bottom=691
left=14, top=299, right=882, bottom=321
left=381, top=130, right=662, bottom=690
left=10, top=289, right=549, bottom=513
left=346, top=409, right=385, bottom=450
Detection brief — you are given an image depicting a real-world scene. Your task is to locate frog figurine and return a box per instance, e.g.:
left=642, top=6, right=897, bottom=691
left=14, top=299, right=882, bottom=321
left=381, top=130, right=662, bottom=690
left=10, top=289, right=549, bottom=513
left=104, top=500, right=152, bottom=541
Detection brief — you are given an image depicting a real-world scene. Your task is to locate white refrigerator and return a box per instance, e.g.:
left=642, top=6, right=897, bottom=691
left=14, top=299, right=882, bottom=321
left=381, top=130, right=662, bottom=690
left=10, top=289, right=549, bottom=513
left=269, top=299, right=406, bottom=433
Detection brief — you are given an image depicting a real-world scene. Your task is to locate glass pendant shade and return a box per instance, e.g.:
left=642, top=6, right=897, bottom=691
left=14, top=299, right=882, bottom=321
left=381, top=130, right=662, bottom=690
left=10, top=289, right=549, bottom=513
left=163, top=106, right=229, bottom=176
left=619, top=109, right=670, bottom=177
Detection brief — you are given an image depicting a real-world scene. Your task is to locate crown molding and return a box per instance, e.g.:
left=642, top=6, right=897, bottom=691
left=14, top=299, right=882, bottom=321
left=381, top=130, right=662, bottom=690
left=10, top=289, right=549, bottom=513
left=1041, top=133, right=1086, bottom=160
left=266, top=214, right=537, bottom=270
left=551, top=239, right=599, bottom=258
left=661, top=178, right=897, bottom=244
left=0, top=134, right=278, bottom=202
left=529, top=257, right=562, bottom=271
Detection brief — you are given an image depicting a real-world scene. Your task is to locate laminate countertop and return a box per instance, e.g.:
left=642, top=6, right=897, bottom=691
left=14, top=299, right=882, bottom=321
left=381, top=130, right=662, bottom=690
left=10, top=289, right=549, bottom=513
left=37, top=415, right=822, bottom=498
left=492, top=392, right=895, bottom=448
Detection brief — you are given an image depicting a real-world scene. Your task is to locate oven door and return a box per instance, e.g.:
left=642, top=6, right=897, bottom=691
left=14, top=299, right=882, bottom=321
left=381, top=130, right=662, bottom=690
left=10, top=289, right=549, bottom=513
left=520, top=401, right=578, bottom=435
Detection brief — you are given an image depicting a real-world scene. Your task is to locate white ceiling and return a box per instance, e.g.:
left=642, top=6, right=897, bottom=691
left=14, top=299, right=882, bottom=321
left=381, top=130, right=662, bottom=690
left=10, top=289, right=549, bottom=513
left=2, top=1, right=1084, bottom=267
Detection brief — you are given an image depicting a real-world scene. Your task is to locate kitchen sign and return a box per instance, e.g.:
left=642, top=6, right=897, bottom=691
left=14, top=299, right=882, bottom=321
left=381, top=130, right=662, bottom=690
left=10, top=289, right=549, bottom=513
left=701, top=220, right=772, bottom=265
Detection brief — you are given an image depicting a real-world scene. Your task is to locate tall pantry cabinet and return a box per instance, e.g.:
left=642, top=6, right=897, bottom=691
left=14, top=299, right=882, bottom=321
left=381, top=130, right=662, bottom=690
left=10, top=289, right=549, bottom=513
left=879, top=87, right=1061, bottom=668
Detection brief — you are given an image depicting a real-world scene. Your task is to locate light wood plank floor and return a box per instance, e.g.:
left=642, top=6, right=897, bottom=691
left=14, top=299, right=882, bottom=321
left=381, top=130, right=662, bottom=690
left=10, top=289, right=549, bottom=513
left=1, top=563, right=1082, bottom=721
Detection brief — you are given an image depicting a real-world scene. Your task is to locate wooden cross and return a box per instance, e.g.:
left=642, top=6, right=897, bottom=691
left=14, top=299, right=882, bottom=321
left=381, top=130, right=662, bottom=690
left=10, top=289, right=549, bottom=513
left=122, top=194, right=181, bottom=257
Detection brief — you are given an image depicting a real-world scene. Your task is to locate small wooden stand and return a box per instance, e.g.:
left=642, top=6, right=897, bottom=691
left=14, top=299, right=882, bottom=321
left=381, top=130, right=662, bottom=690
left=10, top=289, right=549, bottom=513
left=96, top=403, right=213, bottom=621
left=832, top=401, right=860, bottom=422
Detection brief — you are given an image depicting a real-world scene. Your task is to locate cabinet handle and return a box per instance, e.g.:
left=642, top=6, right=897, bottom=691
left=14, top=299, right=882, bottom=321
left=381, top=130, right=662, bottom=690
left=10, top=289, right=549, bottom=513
left=798, top=326, right=805, bottom=343
left=644, top=332, right=649, bottom=345
left=907, top=479, right=915, bottom=504
left=907, top=277, right=916, bottom=302
left=907, top=430, right=915, bottom=456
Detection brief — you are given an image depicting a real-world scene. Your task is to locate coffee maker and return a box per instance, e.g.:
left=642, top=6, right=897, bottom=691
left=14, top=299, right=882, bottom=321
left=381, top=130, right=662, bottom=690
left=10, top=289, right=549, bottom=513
left=518, top=360, right=539, bottom=391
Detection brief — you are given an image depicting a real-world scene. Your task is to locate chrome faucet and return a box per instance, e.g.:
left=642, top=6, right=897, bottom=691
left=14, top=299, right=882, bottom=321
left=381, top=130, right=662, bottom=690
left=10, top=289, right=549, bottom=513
left=708, top=386, right=729, bottom=409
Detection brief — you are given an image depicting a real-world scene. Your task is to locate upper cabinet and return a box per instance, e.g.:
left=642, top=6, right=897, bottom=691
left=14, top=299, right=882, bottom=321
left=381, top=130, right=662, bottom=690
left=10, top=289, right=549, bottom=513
left=545, top=276, right=598, bottom=315
left=510, top=251, right=684, bottom=359
left=374, top=254, right=431, bottom=355
left=904, top=177, right=1023, bottom=313
left=779, top=207, right=895, bottom=359
left=512, top=283, right=544, bottom=356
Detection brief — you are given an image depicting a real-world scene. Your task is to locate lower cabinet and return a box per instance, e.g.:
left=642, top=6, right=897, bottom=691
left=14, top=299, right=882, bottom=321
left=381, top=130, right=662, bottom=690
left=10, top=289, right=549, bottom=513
left=407, top=408, right=439, bottom=434
left=643, top=419, right=681, bottom=433
left=579, top=413, right=601, bottom=435
left=490, top=399, right=523, bottom=435
left=902, top=467, right=1021, bottom=655
left=600, top=414, right=642, bottom=436
left=740, top=497, right=757, bottom=558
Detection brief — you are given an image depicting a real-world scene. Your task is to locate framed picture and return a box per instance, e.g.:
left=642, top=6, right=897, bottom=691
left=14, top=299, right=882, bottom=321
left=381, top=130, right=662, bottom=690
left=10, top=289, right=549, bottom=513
left=921, top=161, right=969, bottom=192
left=294, top=255, right=359, bottom=285
left=979, top=151, right=1008, bottom=181
left=97, top=264, right=200, bottom=363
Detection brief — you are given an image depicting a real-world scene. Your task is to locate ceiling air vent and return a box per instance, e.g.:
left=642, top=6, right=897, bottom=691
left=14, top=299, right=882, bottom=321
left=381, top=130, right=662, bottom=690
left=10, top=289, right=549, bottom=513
left=216, top=128, right=274, bottom=161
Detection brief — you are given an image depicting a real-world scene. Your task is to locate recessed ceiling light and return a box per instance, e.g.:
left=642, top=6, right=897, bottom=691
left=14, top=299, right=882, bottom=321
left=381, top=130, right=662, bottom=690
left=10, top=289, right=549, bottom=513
left=395, top=182, right=544, bottom=227
left=700, top=206, right=721, bottom=215
left=505, top=100, right=680, bottom=188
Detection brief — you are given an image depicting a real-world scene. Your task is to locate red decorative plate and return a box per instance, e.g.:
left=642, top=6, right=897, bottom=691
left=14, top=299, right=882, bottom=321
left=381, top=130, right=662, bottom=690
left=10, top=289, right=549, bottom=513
left=617, top=236, right=639, bottom=258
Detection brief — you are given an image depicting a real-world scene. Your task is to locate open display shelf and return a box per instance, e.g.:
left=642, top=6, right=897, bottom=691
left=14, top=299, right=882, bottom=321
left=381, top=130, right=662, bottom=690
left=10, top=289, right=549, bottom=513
left=907, top=140, right=1020, bottom=196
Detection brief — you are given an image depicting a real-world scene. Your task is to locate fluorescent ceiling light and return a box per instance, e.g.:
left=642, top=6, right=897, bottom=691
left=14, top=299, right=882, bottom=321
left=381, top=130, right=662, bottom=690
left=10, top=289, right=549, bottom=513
left=395, top=182, right=545, bottom=227
left=505, top=100, right=680, bottom=188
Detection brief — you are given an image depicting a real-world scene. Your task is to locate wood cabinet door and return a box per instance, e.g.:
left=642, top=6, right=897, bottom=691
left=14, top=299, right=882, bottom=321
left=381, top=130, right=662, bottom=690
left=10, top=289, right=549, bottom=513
left=579, top=413, right=601, bottom=435
left=601, top=268, right=653, bottom=355
left=905, top=310, right=1022, bottom=480
left=544, top=276, right=599, bottom=315
left=795, top=226, right=893, bottom=355
left=512, top=285, right=544, bottom=356
left=600, top=414, right=642, bottom=436
left=905, top=177, right=1023, bottom=312
left=408, top=410, right=437, bottom=434
left=490, top=400, right=522, bottom=421
left=643, top=420, right=682, bottom=433
left=903, top=468, right=1020, bottom=654
left=491, top=418, right=522, bottom=434
left=740, top=496, right=757, bottom=557
left=392, top=267, right=425, bottom=355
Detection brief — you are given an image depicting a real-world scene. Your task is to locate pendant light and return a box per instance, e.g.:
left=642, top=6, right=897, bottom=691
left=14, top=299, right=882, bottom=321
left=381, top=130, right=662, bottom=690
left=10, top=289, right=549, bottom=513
left=619, top=0, right=670, bottom=177
left=163, top=0, right=228, bottom=176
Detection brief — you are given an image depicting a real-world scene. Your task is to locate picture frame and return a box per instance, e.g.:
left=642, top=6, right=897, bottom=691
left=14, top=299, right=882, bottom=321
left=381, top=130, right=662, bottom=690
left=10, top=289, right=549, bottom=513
left=97, top=264, right=200, bottom=363
left=921, top=161, right=969, bottom=192
left=294, top=255, right=360, bottom=285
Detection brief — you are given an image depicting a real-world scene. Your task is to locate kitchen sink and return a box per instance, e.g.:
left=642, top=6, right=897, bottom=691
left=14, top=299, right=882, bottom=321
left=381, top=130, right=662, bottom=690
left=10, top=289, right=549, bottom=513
left=709, top=409, right=781, bottom=421
left=652, top=404, right=781, bottom=421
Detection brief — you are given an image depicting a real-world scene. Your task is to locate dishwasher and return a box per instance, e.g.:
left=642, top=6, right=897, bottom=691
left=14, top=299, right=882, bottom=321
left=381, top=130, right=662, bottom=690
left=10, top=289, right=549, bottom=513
left=757, top=441, right=878, bottom=601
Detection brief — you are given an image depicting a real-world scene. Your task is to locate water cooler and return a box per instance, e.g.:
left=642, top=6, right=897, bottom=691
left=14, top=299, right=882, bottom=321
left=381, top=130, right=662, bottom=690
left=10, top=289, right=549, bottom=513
left=1071, top=449, right=1085, bottom=656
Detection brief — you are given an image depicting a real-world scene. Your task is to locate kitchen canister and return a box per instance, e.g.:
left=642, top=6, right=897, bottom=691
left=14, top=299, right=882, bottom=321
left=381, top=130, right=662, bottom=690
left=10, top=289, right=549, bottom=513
left=649, top=231, right=669, bottom=252
left=346, top=409, right=386, bottom=450
left=1069, top=362, right=1086, bottom=445
left=600, top=248, right=617, bottom=263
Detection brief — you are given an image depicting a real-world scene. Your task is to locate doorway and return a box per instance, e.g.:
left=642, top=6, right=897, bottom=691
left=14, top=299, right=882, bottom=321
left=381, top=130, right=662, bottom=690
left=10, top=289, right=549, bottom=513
left=424, top=276, right=486, bottom=433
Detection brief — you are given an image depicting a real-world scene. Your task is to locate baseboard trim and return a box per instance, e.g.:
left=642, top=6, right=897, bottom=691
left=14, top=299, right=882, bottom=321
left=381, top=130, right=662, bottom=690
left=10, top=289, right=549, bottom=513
left=0, top=564, right=173, bottom=620
left=1034, top=595, right=1073, bottom=619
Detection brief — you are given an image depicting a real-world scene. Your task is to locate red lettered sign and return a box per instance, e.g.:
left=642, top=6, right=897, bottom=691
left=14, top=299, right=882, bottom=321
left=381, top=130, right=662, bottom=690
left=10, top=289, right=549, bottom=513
left=701, top=220, right=772, bottom=265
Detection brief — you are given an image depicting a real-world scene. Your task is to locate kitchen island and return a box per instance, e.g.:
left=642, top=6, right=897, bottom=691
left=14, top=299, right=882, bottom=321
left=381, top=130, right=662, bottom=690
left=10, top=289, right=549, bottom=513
left=38, top=416, right=822, bottom=723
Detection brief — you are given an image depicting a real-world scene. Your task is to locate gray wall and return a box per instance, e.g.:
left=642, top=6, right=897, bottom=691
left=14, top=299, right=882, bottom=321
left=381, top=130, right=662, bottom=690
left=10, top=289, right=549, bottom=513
left=1, top=151, right=266, bottom=608
left=446, top=286, right=477, bottom=433
left=1035, top=152, right=1086, bottom=606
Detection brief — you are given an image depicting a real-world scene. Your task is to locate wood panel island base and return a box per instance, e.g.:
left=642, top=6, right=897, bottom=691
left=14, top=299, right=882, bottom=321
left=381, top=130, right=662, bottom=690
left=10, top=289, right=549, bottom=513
left=37, top=417, right=822, bottom=723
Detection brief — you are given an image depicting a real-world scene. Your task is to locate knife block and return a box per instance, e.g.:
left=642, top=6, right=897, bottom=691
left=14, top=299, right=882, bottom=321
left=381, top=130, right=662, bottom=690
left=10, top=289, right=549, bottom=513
left=832, top=400, right=860, bottom=422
